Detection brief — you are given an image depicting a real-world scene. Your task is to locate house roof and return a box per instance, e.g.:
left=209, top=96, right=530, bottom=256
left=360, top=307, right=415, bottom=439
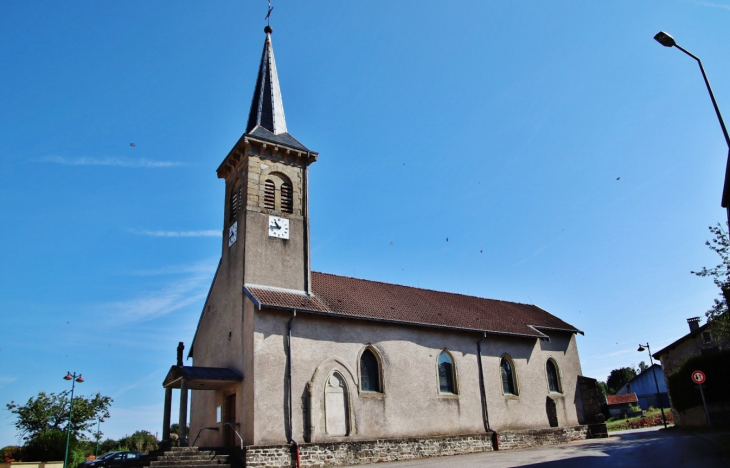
left=162, top=365, right=242, bottom=390
left=606, top=393, right=638, bottom=406
left=653, top=321, right=712, bottom=359
left=244, top=272, right=582, bottom=339
left=616, top=364, right=663, bottom=395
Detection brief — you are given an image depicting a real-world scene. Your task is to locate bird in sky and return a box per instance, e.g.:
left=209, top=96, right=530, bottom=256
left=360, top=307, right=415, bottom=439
left=130, top=143, right=137, bottom=147
left=616, top=177, right=620, bottom=180
left=446, top=237, right=449, bottom=242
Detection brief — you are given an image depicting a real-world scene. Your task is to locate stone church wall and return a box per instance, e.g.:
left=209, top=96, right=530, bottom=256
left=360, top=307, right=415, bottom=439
left=248, top=307, right=583, bottom=446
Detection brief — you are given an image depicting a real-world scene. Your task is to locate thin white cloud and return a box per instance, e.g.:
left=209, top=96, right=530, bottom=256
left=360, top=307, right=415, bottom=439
left=128, top=260, right=219, bottom=276
left=0, top=376, right=18, bottom=388
left=112, top=369, right=167, bottom=399
left=101, top=274, right=210, bottom=325
left=40, top=156, right=182, bottom=168
left=129, top=229, right=220, bottom=238
left=686, top=0, right=730, bottom=10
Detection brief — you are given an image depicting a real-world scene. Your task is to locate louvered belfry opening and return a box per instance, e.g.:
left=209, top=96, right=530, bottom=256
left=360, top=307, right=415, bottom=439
left=264, top=180, right=276, bottom=210
left=230, top=183, right=242, bottom=221
left=281, top=183, right=293, bottom=213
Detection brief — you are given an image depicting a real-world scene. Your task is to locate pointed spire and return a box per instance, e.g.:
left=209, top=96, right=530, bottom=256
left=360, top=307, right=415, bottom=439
left=246, top=26, right=288, bottom=135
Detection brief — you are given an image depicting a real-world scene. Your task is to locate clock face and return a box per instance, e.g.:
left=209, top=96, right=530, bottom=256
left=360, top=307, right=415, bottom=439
left=268, top=216, right=289, bottom=239
left=228, top=221, right=237, bottom=247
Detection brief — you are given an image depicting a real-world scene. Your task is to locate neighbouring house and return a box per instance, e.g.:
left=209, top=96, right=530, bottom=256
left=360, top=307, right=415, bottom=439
left=615, top=364, right=669, bottom=410
left=160, top=25, right=607, bottom=467
left=653, top=317, right=730, bottom=426
left=606, top=393, right=639, bottom=418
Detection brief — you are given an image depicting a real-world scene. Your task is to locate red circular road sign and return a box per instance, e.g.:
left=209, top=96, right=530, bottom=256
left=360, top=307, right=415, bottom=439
left=692, top=370, right=706, bottom=384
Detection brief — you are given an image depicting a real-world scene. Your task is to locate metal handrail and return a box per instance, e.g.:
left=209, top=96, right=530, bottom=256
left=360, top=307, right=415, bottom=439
left=192, top=426, right=219, bottom=447
left=224, top=422, right=244, bottom=450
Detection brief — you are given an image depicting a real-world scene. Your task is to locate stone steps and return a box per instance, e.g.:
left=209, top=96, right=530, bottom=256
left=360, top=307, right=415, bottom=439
left=138, top=447, right=233, bottom=468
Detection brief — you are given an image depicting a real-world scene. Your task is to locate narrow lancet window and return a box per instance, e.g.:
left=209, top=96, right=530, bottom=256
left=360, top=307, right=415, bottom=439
left=438, top=351, right=455, bottom=394
left=501, top=356, right=517, bottom=395
left=546, top=359, right=561, bottom=393
left=360, top=349, right=380, bottom=392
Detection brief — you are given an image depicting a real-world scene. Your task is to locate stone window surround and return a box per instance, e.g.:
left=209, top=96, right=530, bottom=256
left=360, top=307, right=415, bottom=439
left=499, top=353, right=520, bottom=399
left=436, top=349, right=459, bottom=397
left=545, top=356, right=563, bottom=394
left=356, top=345, right=386, bottom=398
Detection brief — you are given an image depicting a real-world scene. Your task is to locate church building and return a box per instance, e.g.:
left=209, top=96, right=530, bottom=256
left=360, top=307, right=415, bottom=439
left=162, top=25, right=604, bottom=466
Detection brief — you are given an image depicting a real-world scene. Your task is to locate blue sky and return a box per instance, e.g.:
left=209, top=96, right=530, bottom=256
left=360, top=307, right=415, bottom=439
left=2, top=0, right=730, bottom=445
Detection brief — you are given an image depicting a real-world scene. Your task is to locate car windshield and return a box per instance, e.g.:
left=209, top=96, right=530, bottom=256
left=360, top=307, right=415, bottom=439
left=97, top=452, right=118, bottom=461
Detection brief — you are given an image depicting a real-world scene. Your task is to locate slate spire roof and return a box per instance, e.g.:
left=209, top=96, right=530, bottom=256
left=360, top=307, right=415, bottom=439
left=247, top=26, right=287, bottom=135
left=242, top=27, right=310, bottom=152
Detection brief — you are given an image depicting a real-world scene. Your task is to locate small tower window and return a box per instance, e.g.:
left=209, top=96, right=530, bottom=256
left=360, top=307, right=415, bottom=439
left=360, top=349, right=381, bottom=392
left=230, top=182, right=242, bottom=221
left=264, top=180, right=276, bottom=210
left=281, top=182, right=293, bottom=213
left=546, top=359, right=561, bottom=393
left=438, top=351, right=456, bottom=394
left=501, top=356, right=518, bottom=395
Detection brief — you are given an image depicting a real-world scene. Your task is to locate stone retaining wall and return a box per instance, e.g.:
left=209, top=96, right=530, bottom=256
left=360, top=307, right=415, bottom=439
left=245, top=433, right=494, bottom=467
left=496, top=425, right=589, bottom=451
left=244, top=426, right=596, bottom=467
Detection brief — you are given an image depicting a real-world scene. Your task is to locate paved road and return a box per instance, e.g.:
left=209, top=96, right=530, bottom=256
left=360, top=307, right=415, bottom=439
left=342, top=427, right=728, bottom=468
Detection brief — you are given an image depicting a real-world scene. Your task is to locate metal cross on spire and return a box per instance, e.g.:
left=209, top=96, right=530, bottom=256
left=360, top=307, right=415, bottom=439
left=265, top=0, right=274, bottom=26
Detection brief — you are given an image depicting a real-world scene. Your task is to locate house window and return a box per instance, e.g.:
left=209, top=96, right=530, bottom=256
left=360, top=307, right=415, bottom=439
left=360, top=349, right=380, bottom=392
left=438, top=351, right=456, bottom=394
left=702, top=331, right=712, bottom=344
left=281, top=182, right=293, bottom=213
left=264, top=180, right=276, bottom=210
left=501, top=356, right=518, bottom=395
left=229, top=182, right=242, bottom=221
left=546, top=359, right=561, bottom=393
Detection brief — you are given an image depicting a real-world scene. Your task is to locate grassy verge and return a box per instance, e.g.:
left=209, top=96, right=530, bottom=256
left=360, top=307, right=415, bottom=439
left=605, top=408, right=673, bottom=432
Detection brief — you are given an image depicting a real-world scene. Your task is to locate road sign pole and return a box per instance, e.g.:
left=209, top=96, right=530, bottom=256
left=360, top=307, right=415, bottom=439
left=698, top=383, right=712, bottom=428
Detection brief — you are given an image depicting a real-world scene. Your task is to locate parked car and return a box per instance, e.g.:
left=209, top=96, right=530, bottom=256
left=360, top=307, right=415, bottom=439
left=84, top=451, right=145, bottom=468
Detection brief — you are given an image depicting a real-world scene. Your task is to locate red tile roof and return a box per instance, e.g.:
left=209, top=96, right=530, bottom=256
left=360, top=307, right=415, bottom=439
left=244, top=272, right=582, bottom=338
left=606, top=393, right=638, bottom=405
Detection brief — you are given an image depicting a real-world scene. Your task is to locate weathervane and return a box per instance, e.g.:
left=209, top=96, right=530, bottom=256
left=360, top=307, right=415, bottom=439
left=265, top=0, right=274, bottom=27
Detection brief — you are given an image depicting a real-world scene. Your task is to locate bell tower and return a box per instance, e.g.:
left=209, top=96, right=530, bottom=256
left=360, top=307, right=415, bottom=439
left=217, top=26, right=317, bottom=293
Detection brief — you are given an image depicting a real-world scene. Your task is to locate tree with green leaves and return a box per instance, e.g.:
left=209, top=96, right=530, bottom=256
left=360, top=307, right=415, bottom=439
left=692, top=223, right=730, bottom=337
left=6, top=391, right=112, bottom=442
left=638, top=361, right=649, bottom=374
left=606, top=367, right=637, bottom=395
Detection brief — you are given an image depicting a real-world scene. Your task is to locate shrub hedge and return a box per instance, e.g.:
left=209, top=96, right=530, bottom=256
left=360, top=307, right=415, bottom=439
left=666, top=349, right=730, bottom=411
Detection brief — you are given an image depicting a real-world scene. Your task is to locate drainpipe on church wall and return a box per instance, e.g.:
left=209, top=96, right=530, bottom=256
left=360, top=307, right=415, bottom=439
left=476, top=333, right=491, bottom=433
left=287, top=310, right=301, bottom=468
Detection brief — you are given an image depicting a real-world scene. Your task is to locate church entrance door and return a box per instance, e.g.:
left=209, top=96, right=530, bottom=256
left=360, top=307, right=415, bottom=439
left=224, top=394, right=236, bottom=446
left=325, top=373, right=348, bottom=436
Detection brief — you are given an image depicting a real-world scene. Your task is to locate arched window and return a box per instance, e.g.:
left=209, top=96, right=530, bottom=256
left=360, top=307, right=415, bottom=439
left=263, top=180, right=276, bottom=210
left=546, top=359, right=561, bottom=393
left=359, top=349, right=380, bottom=392
left=438, top=351, right=456, bottom=394
left=281, top=182, right=293, bottom=213
left=500, top=356, right=518, bottom=395
left=229, top=182, right=242, bottom=221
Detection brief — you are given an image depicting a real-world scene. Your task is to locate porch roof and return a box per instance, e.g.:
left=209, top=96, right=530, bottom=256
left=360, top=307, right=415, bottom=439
left=163, top=365, right=242, bottom=390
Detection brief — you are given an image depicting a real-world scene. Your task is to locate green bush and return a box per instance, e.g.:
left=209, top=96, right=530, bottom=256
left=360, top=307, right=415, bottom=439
left=22, top=429, right=73, bottom=462
left=2, top=446, right=23, bottom=463
left=666, top=349, right=730, bottom=412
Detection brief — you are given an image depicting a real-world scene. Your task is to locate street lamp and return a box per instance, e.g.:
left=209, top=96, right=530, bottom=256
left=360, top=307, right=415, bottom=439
left=637, top=344, right=668, bottom=428
left=63, top=372, right=84, bottom=468
left=95, top=417, right=105, bottom=457
left=654, top=31, right=730, bottom=228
